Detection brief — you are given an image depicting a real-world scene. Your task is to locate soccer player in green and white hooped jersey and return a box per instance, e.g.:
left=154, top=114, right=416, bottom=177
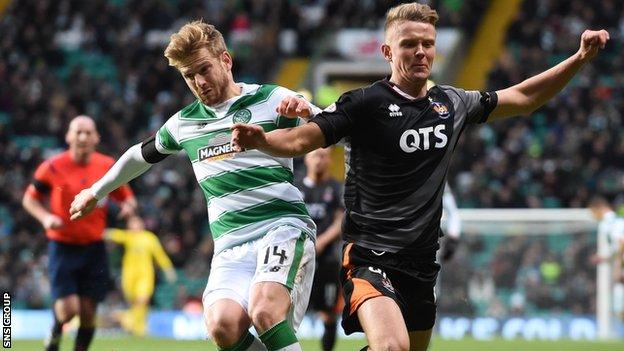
left=70, top=20, right=320, bottom=351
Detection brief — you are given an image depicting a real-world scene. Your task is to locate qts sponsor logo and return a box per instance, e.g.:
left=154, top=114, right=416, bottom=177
left=399, top=124, right=448, bottom=153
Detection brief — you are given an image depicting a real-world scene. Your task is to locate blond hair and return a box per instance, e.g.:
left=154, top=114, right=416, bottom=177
left=384, top=2, right=439, bottom=33
left=164, top=20, right=227, bottom=69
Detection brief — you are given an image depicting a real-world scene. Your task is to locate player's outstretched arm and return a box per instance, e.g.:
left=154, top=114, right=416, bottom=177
left=230, top=122, right=326, bottom=157
left=490, top=29, right=609, bottom=121
left=70, top=143, right=154, bottom=220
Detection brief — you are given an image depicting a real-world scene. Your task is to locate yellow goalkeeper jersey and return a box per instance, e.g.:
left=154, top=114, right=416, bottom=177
left=107, top=229, right=173, bottom=278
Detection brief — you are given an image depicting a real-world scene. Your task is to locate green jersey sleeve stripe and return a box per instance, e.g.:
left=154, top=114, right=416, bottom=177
left=211, top=200, right=309, bottom=239
left=157, top=126, right=182, bottom=151
left=276, top=115, right=299, bottom=129
left=200, top=166, right=294, bottom=199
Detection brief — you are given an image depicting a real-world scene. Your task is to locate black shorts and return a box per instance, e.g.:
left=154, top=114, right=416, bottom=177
left=340, top=243, right=440, bottom=334
left=48, top=240, right=110, bottom=302
left=308, top=258, right=341, bottom=313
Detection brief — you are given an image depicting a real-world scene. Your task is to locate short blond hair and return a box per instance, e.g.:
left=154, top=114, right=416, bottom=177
left=164, top=20, right=227, bottom=69
left=384, top=2, right=439, bottom=33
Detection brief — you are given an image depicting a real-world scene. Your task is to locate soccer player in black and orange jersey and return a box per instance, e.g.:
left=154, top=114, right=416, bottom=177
left=296, top=148, right=344, bottom=351
left=22, top=116, right=136, bottom=351
left=230, top=2, right=609, bottom=350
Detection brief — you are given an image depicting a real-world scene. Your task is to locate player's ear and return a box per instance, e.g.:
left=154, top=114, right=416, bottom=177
left=381, top=44, right=392, bottom=62
left=221, top=51, right=233, bottom=71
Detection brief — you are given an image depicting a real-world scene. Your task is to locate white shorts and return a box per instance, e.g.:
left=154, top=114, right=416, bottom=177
left=202, top=224, right=315, bottom=330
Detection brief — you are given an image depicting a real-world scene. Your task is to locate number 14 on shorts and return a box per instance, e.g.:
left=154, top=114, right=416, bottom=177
left=264, top=245, right=288, bottom=271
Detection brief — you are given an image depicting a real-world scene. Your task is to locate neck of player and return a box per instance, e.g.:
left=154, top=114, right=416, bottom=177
left=70, top=149, right=92, bottom=165
left=389, top=75, right=428, bottom=99
left=224, top=83, right=242, bottom=102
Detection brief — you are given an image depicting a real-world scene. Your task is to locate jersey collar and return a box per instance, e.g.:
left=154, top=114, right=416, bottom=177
left=383, top=78, right=433, bottom=105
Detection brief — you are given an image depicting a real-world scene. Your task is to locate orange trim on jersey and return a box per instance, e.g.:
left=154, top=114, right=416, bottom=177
left=349, top=277, right=382, bottom=315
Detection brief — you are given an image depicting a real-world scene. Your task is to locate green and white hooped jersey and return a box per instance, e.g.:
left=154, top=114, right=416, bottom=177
left=155, top=83, right=316, bottom=254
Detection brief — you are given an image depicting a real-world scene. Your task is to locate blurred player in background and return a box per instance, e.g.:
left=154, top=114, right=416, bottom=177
left=589, top=196, right=624, bottom=322
left=230, top=2, right=609, bottom=349
left=106, top=215, right=176, bottom=337
left=439, top=184, right=461, bottom=262
left=617, top=240, right=624, bottom=321
left=70, top=20, right=321, bottom=351
left=297, top=148, right=344, bottom=351
left=22, top=115, right=136, bottom=351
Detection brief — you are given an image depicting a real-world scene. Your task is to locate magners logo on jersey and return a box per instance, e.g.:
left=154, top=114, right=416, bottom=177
left=399, top=124, right=448, bottom=153
left=198, top=133, right=236, bottom=162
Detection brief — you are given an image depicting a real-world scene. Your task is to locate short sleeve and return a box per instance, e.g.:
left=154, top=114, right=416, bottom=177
left=155, top=114, right=183, bottom=154
left=309, top=89, right=363, bottom=147
left=442, top=86, right=498, bottom=124
left=25, top=161, right=53, bottom=199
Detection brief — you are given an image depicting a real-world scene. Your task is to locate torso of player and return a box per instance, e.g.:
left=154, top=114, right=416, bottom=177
left=332, top=83, right=472, bottom=253
left=122, top=231, right=157, bottom=273
left=46, top=151, right=114, bottom=244
left=299, top=177, right=342, bottom=262
left=158, top=83, right=315, bottom=253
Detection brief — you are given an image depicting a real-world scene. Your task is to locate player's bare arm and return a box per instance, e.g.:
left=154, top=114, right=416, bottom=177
left=22, top=195, right=64, bottom=229
left=230, top=122, right=326, bottom=157
left=490, top=29, right=609, bottom=120
left=316, top=209, right=344, bottom=255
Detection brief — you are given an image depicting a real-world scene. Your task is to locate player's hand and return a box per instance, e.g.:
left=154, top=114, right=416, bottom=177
left=69, top=189, right=98, bottom=220
left=315, top=237, right=329, bottom=255
left=589, top=253, right=605, bottom=265
left=230, top=123, right=267, bottom=151
left=118, top=198, right=137, bottom=219
left=440, top=236, right=460, bottom=262
left=164, top=269, right=177, bottom=283
left=276, top=96, right=313, bottom=119
left=577, top=29, right=609, bottom=62
left=42, top=214, right=64, bottom=229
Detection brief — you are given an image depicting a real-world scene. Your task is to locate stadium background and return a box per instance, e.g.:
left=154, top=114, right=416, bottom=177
left=1, top=0, right=624, bottom=349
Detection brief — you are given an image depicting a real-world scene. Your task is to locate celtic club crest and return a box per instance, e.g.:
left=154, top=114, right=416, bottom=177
left=232, top=108, right=252, bottom=123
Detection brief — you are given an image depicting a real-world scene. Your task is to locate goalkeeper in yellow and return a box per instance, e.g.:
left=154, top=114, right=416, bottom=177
left=106, top=215, right=177, bottom=336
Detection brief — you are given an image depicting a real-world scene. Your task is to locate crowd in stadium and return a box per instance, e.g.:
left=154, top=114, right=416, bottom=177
left=0, top=0, right=621, bottom=321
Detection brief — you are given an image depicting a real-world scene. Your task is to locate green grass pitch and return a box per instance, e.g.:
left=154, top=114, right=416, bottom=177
left=15, top=337, right=624, bottom=351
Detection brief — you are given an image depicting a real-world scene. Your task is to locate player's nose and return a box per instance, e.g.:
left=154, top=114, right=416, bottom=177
left=194, top=74, right=208, bottom=88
